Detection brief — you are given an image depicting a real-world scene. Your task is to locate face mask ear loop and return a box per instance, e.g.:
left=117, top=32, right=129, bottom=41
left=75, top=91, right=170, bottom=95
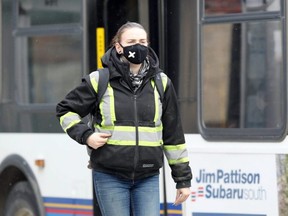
left=118, top=43, right=124, bottom=55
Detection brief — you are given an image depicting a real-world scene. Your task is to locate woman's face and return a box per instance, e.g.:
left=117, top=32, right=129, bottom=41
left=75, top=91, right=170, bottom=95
left=116, top=27, right=148, bottom=53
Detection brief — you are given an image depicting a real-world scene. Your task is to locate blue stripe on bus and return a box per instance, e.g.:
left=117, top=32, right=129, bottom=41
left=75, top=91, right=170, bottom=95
left=43, top=197, right=93, bottom=216
left=160, top=203, right=182, bottom=216
left=43, top=197, right=93, bottom=205
left=43, top=197, right=182, bottom=216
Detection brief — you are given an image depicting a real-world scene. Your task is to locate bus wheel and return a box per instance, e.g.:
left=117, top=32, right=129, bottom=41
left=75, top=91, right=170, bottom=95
left=4, top=181, right=38, bottom=216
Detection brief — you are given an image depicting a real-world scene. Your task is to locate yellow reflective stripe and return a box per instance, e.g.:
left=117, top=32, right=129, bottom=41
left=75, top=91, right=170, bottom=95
left=167, top=157, right=189, bottom=165
left=96, top=125, right=162, bottom=132
left=154, top=82, right=160, bottom=122
left=164, top=144, right=189, bottom=165
left=95, top=125, right=113, bottom=130
left=59, top=113, right=68, bottom=126
left=91, top=77, right=98, bottom=93
left=99, top=93, right=107, bottom=124
left=107, top=140, right=135, bottom=145
left=164, top=143, right=187, bottom=151
left=138, top=141, right=162, bottom=147
left=113, top=126, right=135, bottom=132
left=89, top=71, right=99, bottom=93
left=95, top=125, right=163, bottom=146
left=60, top=112, right=81, bottom=132
left=151, top=73, right=167, bottom=125
left=108, top=84, right=116, bottom=122
left=140, top=126, right=163, bottom=132
left=64, top=120, right=81, bottom=132
left=99, top=84, right=115, bottom=126
left=160, top=72, right=168, bottom=91
left=107, top=140, right=162, bottom=147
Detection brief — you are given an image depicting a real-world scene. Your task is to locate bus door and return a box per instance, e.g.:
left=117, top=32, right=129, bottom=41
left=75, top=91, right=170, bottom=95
left=88, top=1, right=166, bottom=215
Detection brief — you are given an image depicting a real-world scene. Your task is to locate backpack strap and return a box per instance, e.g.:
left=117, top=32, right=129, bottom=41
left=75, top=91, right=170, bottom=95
left=97, top=68, right=110, bottom=102
left=87, top=68, right=110, bottom=131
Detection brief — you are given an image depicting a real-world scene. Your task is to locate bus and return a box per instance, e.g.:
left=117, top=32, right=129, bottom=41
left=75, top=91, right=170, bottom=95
left=0, top=0, right=287, bottom=216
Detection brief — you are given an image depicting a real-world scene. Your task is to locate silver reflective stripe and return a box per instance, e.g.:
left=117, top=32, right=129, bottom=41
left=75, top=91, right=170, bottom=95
left=152, top=72, right=168, bottom=126
left=89, top=71, right=100, bottom=93
left=164, top=144, right=189, bottom=165
left=95, top=125, right=163, bottom=147
left=152, top=80, right=162, bottom=126
left=159, top=72, right=168, bottom=91
left=60, top=112, right=81, bottom=132
left=99, top=84, right=115, bottom=126
left=88, top=71, right=115, bottom=127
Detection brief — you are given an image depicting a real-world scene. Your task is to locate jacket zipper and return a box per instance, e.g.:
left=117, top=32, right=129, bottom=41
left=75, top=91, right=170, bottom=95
left=131, top=77, right=156, bottom=180
left=120, top=78, right=145, bottom=180
left=132, top=93, right=139, bottom=181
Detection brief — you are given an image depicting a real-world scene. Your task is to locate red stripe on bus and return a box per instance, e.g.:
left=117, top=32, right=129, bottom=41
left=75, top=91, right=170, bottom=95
left=46, top=208, right=93, bottom=215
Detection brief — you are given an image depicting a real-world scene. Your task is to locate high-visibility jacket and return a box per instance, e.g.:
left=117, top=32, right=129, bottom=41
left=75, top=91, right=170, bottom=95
left=56, top=47, right=192, bottom=188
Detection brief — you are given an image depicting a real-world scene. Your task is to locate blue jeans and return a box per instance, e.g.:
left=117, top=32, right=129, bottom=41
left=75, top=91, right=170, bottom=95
left=93, top=171, right=160, bottom=216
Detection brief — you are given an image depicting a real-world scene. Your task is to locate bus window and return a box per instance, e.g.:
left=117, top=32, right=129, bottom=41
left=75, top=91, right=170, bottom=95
left=15, top=35, right=82, bottom=104
left=199, top=0, right=286, bottom=140
left=18, top=0, right=81, bottom=27
left=202, top=20, right=283, bottom=130
left=204, top=0, right=280, bottom=16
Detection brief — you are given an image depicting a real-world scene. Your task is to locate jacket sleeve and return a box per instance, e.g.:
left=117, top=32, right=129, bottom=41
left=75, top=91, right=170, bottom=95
left=162, top=79, right=193, bottom=189
left=56, top=77, right=97, bottom=144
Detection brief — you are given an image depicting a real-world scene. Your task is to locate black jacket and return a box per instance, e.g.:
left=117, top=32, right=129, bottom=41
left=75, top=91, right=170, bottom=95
left=56, top=47, right=192, bottom=188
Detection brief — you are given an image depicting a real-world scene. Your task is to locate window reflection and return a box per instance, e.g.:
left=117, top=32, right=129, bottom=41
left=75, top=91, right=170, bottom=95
left=202, top=20, right=283, bottom=129
left=18, top=0, right=81, bottom=27
left=205, top=0, right=280, bottom=16
left=27, top=35, right=82, bottom=103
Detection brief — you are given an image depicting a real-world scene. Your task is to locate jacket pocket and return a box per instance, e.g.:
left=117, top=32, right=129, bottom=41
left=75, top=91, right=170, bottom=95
left=92, top=145, right=135, bottom=172
left=138, top=146, right=163, bottom=171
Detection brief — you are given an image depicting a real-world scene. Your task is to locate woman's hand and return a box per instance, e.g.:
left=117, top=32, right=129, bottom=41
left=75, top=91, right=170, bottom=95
left=174, top=187, right=191, bottom=206
left=86, top=133, right=111, bottom=149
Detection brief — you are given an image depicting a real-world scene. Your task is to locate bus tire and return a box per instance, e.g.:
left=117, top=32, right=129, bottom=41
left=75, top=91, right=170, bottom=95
left=4, top=181, right=38, bottom=216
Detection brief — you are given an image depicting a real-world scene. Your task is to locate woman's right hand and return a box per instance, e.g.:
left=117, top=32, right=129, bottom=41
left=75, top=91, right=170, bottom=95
left=86, top=133, right=111, bottom=149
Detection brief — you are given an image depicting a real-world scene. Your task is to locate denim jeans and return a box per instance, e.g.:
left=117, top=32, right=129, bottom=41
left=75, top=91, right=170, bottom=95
left=93, top=171, right=160, bottom=216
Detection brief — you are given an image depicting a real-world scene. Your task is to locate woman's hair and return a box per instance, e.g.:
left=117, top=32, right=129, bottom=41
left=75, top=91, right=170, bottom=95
left=110, top=22, right=148, bottom=46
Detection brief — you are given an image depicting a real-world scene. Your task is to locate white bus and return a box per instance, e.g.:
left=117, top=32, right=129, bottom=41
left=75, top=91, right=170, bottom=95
left=0, top=0, right=287, bottom=216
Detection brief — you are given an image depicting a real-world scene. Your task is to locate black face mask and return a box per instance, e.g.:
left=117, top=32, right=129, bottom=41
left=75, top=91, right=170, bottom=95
left=120, top=43, right=148, bottom=64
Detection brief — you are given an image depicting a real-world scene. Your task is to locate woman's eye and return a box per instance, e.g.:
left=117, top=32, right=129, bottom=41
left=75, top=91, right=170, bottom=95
left=127, top=41, right=134, bottom=44
left=126, top=40, right=147, bottom=44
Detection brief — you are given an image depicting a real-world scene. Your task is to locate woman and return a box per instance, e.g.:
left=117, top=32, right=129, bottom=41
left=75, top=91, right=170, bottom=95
left=56, top=22, right=192, bottom=216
